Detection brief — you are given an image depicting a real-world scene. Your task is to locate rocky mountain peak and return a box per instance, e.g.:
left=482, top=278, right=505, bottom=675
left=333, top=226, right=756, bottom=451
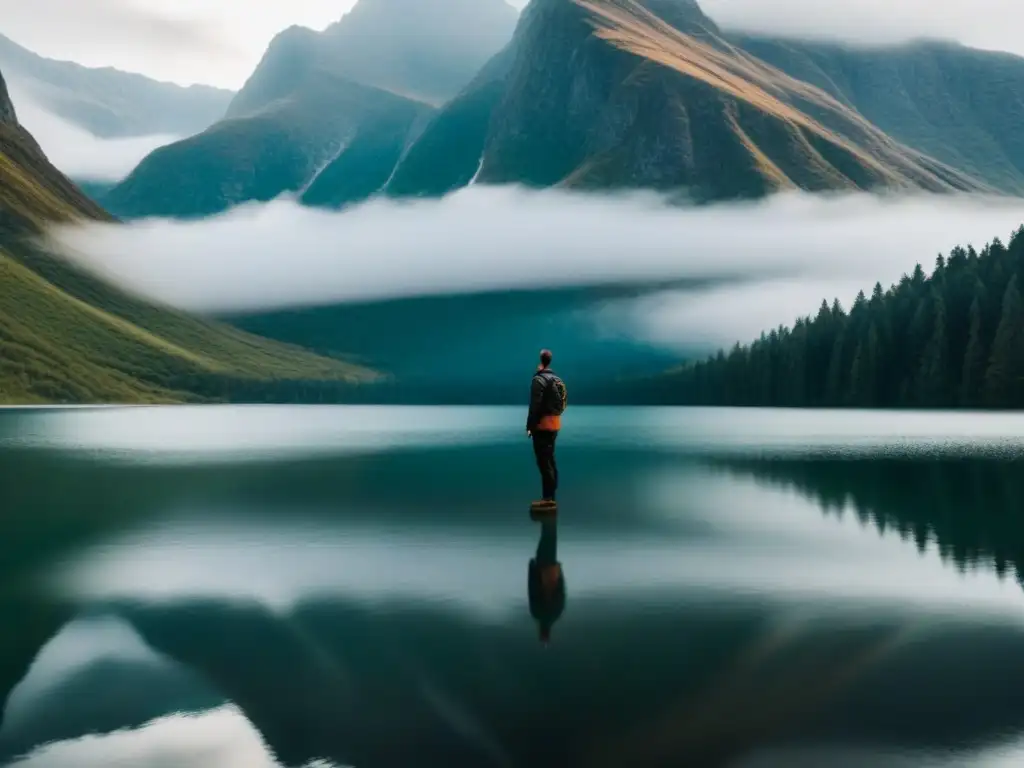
left=226, top=26, right=322, bottom=119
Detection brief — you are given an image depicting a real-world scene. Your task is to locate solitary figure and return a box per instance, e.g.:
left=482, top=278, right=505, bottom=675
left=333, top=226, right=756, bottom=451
left=526, top=349, right=567, bottom=508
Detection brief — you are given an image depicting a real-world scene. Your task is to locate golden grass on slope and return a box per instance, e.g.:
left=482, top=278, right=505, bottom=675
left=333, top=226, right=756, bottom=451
left=0, top=122, right=111, bottom=235
left=5, top=249, right=216, bottom=369
left=0, top=149, right=82, bottom=229
left=572, top=0, right=995, bottom=194
left=0, top=251, right=191, bottom=403
left=0, top=246, right=381, bottom=404
left=721, top=103, right=795, bottom=190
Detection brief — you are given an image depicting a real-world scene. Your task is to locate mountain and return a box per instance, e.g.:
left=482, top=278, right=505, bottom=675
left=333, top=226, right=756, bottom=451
left=227, top=0, right=519, bottom=118
left=104, top=68, right=434, bottom=219
left=0, top=69, right=110, bottom=236
left=102, top=0, right=517, bottom=219
left=105, top=0, right=1024, bottom=219
left=317, top=0, right=520, bottom=105
left=0, top=66, right=378, bottom=404
left=391, top=0, right=995, bottom=201
left=0, top=33, right=232, bottom=138
left=731, top=35, right=1024, bottom=195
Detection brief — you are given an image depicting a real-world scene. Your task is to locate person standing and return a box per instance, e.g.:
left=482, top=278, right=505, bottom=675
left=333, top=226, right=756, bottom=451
left=526, top=349, right=567, bottom=508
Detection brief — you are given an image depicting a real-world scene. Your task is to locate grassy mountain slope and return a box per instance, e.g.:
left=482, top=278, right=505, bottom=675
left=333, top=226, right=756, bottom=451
left=0, top=33, right=232, bottom=138
left=0, top=68, right=377, bottom=404
left=105, top=70, right=432, bottom=219
left=733, top=35, right=1024, bottom=195
left=0, top=86, right=110, bottom=236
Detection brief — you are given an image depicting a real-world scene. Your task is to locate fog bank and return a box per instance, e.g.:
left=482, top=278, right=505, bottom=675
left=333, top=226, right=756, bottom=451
left=8, top=82, right=179, bottom=181
left=50, top=188, right=1024, bottom=349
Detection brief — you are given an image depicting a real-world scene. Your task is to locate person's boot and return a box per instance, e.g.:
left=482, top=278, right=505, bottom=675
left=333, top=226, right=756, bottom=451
left=530, top=499, right=557, bottom=519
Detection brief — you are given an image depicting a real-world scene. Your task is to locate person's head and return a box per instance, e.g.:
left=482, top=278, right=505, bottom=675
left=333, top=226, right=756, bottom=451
left=539, top=349, right=553, bottom=369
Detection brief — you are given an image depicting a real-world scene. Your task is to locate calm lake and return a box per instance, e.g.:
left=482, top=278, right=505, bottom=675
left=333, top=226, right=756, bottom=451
left=4, top=406, right=1024, bottom=767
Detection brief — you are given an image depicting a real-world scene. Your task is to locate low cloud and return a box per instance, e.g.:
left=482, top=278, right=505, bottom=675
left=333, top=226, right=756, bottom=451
left=702, top=0, right=1024, bottom=55
left=0, top=0, right=239, bottom=87
left=51, top=188, right=1024, bottom=350
left=8, top=85, right=178, bottom=181
left=596, top=278, right=874, bottom=351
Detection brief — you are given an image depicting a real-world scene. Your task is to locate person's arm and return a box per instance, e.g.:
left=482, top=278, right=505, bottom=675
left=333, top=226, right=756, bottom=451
left=527, top=374, right=544, bottom=433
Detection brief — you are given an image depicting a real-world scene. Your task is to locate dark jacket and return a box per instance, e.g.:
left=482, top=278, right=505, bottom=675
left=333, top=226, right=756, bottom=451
left=527, top=368, right=562, bottom=433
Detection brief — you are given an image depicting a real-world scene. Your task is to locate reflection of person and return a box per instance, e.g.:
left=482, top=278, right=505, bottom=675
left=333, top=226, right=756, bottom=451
left=526, top=349, right=566, bottom=508
left=528, top=518, right=566, bottom=644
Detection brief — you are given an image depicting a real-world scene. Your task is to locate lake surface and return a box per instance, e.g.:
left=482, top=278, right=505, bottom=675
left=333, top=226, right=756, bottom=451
left=4, top=406, right=1024, bottom=767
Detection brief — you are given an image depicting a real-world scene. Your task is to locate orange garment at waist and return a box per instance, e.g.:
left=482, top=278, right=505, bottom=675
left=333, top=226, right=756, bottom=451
left=536, top=414, right=561, bottom=432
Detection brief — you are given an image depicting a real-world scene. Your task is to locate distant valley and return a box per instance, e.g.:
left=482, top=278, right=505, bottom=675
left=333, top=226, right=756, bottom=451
left=0, top=33, right=232, bottom=140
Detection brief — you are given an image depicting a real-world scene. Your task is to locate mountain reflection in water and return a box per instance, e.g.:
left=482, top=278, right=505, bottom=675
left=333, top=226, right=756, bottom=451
left=4, top=407, right=1024, bottom=767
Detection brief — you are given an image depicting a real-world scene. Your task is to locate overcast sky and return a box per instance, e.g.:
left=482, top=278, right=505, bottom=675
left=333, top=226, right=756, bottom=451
left=1, top=0, right=1023, bottom=89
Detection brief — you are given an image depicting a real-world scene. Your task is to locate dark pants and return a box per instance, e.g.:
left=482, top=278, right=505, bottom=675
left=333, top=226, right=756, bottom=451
left=532, top=430, right=559, bottom=501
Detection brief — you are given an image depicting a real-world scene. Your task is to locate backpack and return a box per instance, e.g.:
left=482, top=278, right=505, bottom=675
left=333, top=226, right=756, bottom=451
left=538, top=371, right=567, bottom=416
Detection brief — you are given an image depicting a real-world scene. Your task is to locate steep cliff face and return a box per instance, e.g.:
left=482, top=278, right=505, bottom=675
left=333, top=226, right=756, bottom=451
left=475, top=0, right=985, bottom=197
left=389, top=0, right=995, bottom=201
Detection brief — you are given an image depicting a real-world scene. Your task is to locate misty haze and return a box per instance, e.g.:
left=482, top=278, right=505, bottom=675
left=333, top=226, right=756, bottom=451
left=7, top=0, right=1024, bottom=766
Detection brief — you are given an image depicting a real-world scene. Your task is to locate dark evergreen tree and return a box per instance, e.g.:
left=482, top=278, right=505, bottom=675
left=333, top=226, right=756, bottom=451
left=916, top=295, right=949, bottom=407
left=960, top=293, right=986, bottom=407
left=824, top=329, right=847, bottom=406
left=984, top=275, right=1024, bottom=407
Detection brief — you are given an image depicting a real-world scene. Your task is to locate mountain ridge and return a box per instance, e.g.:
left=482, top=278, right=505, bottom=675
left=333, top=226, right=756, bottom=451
left=104, top=0, right=1024, bottom=219
left=101, top=0, right=522, bottom=218
left=398, top=0, right=988, bottom=200
left=0, top=33, right=233, bottom=138
left=106, top=70, right=435, bottom=219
